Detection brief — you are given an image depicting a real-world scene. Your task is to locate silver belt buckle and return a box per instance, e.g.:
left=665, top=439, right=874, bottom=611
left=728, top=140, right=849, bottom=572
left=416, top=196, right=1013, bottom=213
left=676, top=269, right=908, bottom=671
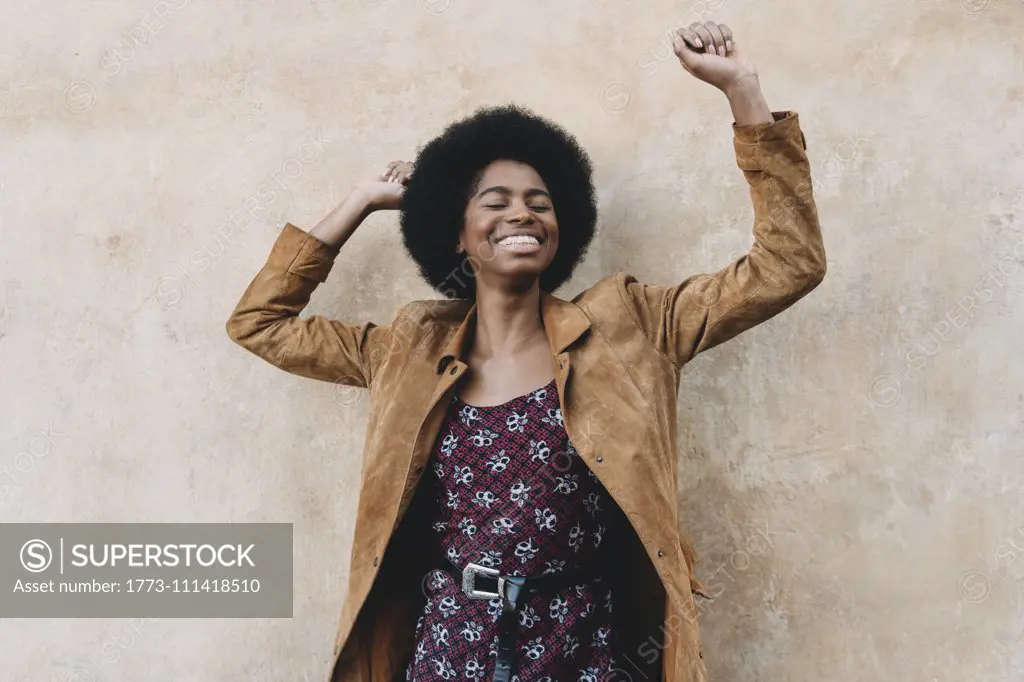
left=462, top=561, right=504, bottom=600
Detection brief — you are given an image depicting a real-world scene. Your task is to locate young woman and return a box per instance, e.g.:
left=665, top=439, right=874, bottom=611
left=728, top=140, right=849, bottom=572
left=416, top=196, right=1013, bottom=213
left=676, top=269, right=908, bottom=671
left=226, top=22, right=825, bottom=682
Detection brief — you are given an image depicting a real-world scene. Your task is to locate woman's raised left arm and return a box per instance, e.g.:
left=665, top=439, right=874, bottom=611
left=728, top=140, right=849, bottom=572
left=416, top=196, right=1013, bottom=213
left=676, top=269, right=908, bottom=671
left=617, top=23, right=826, bottom=367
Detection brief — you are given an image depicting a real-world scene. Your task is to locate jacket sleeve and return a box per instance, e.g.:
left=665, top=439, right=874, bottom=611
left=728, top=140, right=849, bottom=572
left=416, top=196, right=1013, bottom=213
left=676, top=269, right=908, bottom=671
left=224, top=222, right=392, bottom=388
left=617, top=110, right=826, bottom=368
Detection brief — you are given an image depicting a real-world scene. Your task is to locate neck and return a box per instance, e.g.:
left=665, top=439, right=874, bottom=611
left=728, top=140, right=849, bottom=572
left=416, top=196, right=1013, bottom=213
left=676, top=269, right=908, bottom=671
left=470, top=281, right=546, bottom=362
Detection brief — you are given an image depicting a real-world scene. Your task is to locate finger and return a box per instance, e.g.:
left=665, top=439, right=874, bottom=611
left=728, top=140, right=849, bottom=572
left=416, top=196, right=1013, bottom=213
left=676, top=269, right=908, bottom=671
left=382, top=161, right=397, bottom=181
left=675, top=27, right=703, bottom=51
left=394, top=161, right=413, bottom=182
left=671, top=33, right=685, bottom=57
left=689, top=23, right=714, bottom=55
left=719, top=24, right=734, bottom=52
left=674, top=28, right=703, bottom=53
left=704, top=21, right=726, bottom=57
left=674, top=37, right=703, bottom=72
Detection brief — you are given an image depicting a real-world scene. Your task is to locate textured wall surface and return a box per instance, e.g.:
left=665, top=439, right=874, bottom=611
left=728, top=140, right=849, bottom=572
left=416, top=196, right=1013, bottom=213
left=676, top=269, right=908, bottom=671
left=1, top=0, right=1022, bottom=680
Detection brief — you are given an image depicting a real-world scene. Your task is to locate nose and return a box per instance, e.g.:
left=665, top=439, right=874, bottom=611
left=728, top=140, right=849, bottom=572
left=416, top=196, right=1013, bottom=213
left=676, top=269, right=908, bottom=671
left=508, top=209, right=533, bottom=224
left=505, top=196, right=535, bottom=224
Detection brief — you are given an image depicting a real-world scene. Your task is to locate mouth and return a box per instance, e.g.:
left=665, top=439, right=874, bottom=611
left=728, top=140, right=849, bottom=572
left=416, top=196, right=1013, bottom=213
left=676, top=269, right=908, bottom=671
left=492, top=232, right=545, bottom=254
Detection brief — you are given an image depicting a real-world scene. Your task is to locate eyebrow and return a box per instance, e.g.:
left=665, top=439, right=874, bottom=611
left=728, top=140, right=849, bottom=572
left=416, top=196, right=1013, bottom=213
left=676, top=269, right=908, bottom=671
left=475, top=186, right=551, bottom=201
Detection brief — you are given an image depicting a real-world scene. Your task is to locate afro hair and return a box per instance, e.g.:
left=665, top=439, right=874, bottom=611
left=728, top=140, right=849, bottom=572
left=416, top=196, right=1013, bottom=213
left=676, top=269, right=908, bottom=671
left=399, top=103, right=598, bottom=299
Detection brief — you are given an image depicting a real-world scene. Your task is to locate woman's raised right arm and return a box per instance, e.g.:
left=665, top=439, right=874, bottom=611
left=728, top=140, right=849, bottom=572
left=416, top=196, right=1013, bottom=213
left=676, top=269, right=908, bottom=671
left=225, top=162, right=414, bottom=389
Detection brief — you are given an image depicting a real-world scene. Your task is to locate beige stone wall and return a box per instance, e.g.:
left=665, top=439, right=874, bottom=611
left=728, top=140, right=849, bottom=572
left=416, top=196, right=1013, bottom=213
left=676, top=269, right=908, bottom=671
left=1, top=0, right=1021, bottom=680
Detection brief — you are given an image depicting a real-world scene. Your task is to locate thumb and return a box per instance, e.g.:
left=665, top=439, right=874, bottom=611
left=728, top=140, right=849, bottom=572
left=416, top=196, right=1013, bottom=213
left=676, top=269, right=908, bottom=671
left=672, top=34, right=702, bottom=72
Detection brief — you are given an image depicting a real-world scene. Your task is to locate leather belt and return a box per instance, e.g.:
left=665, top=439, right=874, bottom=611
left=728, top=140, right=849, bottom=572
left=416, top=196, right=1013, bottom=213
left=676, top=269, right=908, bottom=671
left=439, top=557, right=602, bottom=682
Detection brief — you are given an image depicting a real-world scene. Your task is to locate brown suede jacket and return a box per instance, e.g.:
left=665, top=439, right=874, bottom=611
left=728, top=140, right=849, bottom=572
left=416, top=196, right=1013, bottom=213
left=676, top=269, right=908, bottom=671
left=226, top=110, right=825, bottom=682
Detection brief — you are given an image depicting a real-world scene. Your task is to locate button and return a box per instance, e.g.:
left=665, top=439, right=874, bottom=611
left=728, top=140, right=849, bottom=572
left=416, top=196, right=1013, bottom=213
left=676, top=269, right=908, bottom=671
left=414, top=464, right=423, bottom=472
left=657, top=550, right=664, bottom=557
left=595, top=456, right=603, bottom=463
left=372, top=556, right=379, bottom=567
left=449, top=366, right=457, bottom=375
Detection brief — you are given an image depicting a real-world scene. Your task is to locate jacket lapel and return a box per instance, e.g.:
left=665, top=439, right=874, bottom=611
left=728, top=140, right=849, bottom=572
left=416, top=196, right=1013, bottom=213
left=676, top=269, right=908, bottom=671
left=432, top=289, right=592, bottom=381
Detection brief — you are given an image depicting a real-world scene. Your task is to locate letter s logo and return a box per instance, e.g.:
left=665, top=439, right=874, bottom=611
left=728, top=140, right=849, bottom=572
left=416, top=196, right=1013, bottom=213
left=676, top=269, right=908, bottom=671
left=21, top=539, right=52, bottom=573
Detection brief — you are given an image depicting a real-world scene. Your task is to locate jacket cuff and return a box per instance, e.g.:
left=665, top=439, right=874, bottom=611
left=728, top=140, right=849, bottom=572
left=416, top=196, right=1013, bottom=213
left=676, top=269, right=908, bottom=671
left=732, top=111, right=806, bottom=170
left=267, top=222, right=340, bottom=283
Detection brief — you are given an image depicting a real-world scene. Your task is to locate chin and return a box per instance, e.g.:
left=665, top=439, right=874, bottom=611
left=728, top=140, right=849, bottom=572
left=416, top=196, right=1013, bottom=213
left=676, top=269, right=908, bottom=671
left=493, top=262, right=548, bottom=284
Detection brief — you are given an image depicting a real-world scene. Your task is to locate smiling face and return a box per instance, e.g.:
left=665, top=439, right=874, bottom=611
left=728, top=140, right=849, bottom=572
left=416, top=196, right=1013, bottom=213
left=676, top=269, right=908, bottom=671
left=458, top=159, right=559, bottom=291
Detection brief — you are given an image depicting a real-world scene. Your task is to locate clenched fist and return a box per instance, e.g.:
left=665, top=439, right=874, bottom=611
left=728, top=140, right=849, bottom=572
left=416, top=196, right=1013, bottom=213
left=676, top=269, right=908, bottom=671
left=672, top=22, right=759, bottom=95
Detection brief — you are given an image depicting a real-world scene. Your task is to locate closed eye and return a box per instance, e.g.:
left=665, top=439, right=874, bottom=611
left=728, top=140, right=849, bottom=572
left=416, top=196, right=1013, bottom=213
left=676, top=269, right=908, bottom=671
left=485, top=204, right=550, bottom=211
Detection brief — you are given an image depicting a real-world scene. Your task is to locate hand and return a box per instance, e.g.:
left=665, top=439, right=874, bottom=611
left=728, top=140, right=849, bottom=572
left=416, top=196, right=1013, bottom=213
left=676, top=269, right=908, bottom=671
left=353, top=160, right=415, bottom=212
left=672, top=22, right=759, bottom=95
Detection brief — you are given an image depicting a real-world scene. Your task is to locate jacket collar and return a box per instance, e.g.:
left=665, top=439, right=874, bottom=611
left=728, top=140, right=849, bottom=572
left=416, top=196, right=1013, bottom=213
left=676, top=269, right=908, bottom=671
left=435, top=290, right=591, bottom=374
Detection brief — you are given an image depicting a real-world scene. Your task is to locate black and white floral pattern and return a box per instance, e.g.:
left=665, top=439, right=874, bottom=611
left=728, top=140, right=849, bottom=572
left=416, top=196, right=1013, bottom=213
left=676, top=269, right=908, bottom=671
left=404, top=378, right=620, bottom=681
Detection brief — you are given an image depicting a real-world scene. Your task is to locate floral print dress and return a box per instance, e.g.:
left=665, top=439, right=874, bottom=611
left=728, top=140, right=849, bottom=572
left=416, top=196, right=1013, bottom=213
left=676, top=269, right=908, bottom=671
left=403, top=377, right=622, bottom=682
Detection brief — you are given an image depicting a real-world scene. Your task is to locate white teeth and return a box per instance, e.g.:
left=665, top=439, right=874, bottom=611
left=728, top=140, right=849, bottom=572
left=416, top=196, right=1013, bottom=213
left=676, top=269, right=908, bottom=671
left=497, top=235, right=540, bottom=245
